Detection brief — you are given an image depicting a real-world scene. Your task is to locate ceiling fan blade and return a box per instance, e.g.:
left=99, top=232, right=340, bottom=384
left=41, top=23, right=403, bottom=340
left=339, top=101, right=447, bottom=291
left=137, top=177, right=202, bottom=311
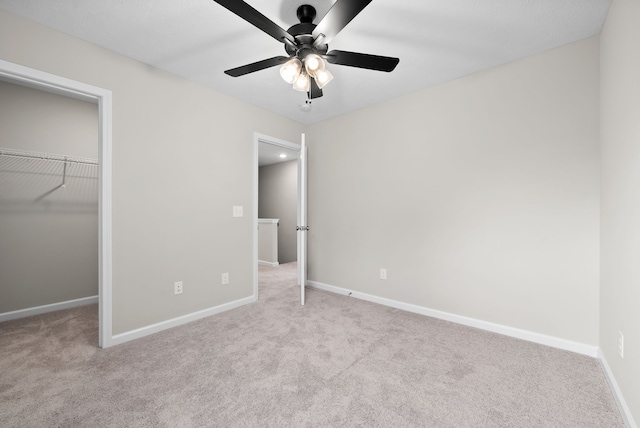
left=312, top=0, right=372, bottom=44
left=212, top=0, right=295, bottom=44
left=325, top=50, right=399, bottom=72
left=224, top=56, right=290, bottom=77
left=308, top=78, right=323, bottom=99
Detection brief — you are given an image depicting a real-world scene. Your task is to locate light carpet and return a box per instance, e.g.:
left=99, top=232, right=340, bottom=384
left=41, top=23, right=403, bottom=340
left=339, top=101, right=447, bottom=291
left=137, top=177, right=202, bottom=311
left=0, top=262, right=625, bottom=427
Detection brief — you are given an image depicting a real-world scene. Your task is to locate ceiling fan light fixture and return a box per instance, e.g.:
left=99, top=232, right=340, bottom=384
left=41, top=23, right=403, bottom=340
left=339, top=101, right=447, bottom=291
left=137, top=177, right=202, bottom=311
left=314, top=68, right=333, bottom=89
left=292, top=70, right=311, bottom=92
left=304, top=53, right=325, bottom=77
left=280, top=58, right=302, bottom=84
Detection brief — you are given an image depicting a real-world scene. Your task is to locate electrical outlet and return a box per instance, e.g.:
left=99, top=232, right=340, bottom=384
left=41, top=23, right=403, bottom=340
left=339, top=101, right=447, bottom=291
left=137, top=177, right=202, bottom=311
left=619, top=331, right=624, bottom=358
left=380, top=268, right=387, bottom=280
left=221, top=272, right=229, bottom=285
left=174, top=281, right=183, bottom=295
left=232, top=206, right=243, bottom=217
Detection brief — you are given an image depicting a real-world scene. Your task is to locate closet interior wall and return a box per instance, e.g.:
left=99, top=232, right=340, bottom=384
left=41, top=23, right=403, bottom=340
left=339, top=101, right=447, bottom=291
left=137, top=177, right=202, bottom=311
left=0, top=80, right=99, bottom=315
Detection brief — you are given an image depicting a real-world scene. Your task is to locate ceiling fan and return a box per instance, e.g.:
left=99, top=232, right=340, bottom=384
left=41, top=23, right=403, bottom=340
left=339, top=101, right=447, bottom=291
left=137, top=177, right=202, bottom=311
left=212, top=0, right=400, bottom=100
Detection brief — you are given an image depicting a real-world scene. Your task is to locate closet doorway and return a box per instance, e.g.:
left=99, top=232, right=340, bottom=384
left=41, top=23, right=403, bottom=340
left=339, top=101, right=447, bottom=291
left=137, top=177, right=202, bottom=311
left=0, top=60, right=113, bottom=348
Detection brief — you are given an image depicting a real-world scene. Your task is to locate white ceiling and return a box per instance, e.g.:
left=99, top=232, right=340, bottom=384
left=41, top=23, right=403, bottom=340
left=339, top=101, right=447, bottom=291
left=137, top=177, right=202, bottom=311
left=259, top=142, right=300, bottom=167
left=0, top=0, right=611, bottom=125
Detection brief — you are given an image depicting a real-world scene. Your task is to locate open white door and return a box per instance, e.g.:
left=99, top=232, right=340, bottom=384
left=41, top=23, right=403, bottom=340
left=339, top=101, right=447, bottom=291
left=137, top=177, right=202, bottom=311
left=297, top=134, right=308, bottom=305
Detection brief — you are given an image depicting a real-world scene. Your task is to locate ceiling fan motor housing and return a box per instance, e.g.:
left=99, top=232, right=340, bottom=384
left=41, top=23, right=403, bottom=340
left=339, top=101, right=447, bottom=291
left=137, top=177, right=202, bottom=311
left=285, top=5, right=328, bottom=60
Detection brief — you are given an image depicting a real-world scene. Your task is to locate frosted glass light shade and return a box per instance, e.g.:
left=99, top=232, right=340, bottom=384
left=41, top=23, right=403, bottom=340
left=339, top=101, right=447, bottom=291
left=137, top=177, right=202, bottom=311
left=314, top=68, right=334, bottom=89
left=280, top=58, right=302, bottom=84
left=293, top=71, right=311, bottom=92
left=304, top=54, right=325, bottom=77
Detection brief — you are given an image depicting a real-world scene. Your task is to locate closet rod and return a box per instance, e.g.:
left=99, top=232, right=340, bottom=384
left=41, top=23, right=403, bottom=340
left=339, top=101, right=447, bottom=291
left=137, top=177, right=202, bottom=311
left=0, top=147, right=98, bottom=166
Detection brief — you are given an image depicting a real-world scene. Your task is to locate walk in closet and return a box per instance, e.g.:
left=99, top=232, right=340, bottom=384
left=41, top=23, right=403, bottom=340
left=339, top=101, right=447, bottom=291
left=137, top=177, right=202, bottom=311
left=0, top=80, right=99, bottom=319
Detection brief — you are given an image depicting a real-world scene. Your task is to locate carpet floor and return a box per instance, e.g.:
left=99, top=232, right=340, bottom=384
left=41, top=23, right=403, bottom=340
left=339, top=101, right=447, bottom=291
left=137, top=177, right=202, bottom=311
left=0, top=262, right=625, bottom=427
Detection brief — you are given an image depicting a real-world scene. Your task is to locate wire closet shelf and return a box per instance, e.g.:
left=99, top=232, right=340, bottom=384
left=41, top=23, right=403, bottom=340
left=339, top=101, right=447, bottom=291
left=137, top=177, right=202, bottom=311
left=0, top=147, right=98, bottom=205
left=0, top=147, right=98, bottom=165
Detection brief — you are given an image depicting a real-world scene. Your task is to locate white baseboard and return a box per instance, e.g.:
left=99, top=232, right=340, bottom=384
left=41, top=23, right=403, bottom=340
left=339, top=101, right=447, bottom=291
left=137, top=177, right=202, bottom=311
left=110, top=295, right=257, bottom=347
left=258, top=260, right=279, bottom=267
left=0, top=295, right=99, bottom=323
left=598, top=349, right=637, bottom=428
left=307, top=280, right=598, bottom=357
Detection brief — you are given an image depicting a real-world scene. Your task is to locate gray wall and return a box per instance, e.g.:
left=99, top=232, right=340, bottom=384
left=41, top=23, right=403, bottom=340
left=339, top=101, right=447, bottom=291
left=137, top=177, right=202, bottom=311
left=259, top=160, right=298, bottom=264
left=600, top=0, right=640, bottom=422
left=0, top=81, right=99, bottom=313
left=0, top=9, right=305, bottom=334
left=306, top=37, right=600, bottom=346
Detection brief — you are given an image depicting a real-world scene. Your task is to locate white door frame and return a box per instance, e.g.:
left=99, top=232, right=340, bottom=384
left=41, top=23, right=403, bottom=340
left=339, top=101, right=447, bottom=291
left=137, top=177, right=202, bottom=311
left=298, top=135, right=307, bottom=305
left=0, top=59, right=114, bottom=348
left=253, top=132, right=304, bottom=302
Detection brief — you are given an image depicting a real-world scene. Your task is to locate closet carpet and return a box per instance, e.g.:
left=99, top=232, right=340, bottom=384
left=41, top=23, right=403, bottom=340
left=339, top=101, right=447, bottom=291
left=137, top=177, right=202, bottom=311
left=0, top=262, right=625, bottom=427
